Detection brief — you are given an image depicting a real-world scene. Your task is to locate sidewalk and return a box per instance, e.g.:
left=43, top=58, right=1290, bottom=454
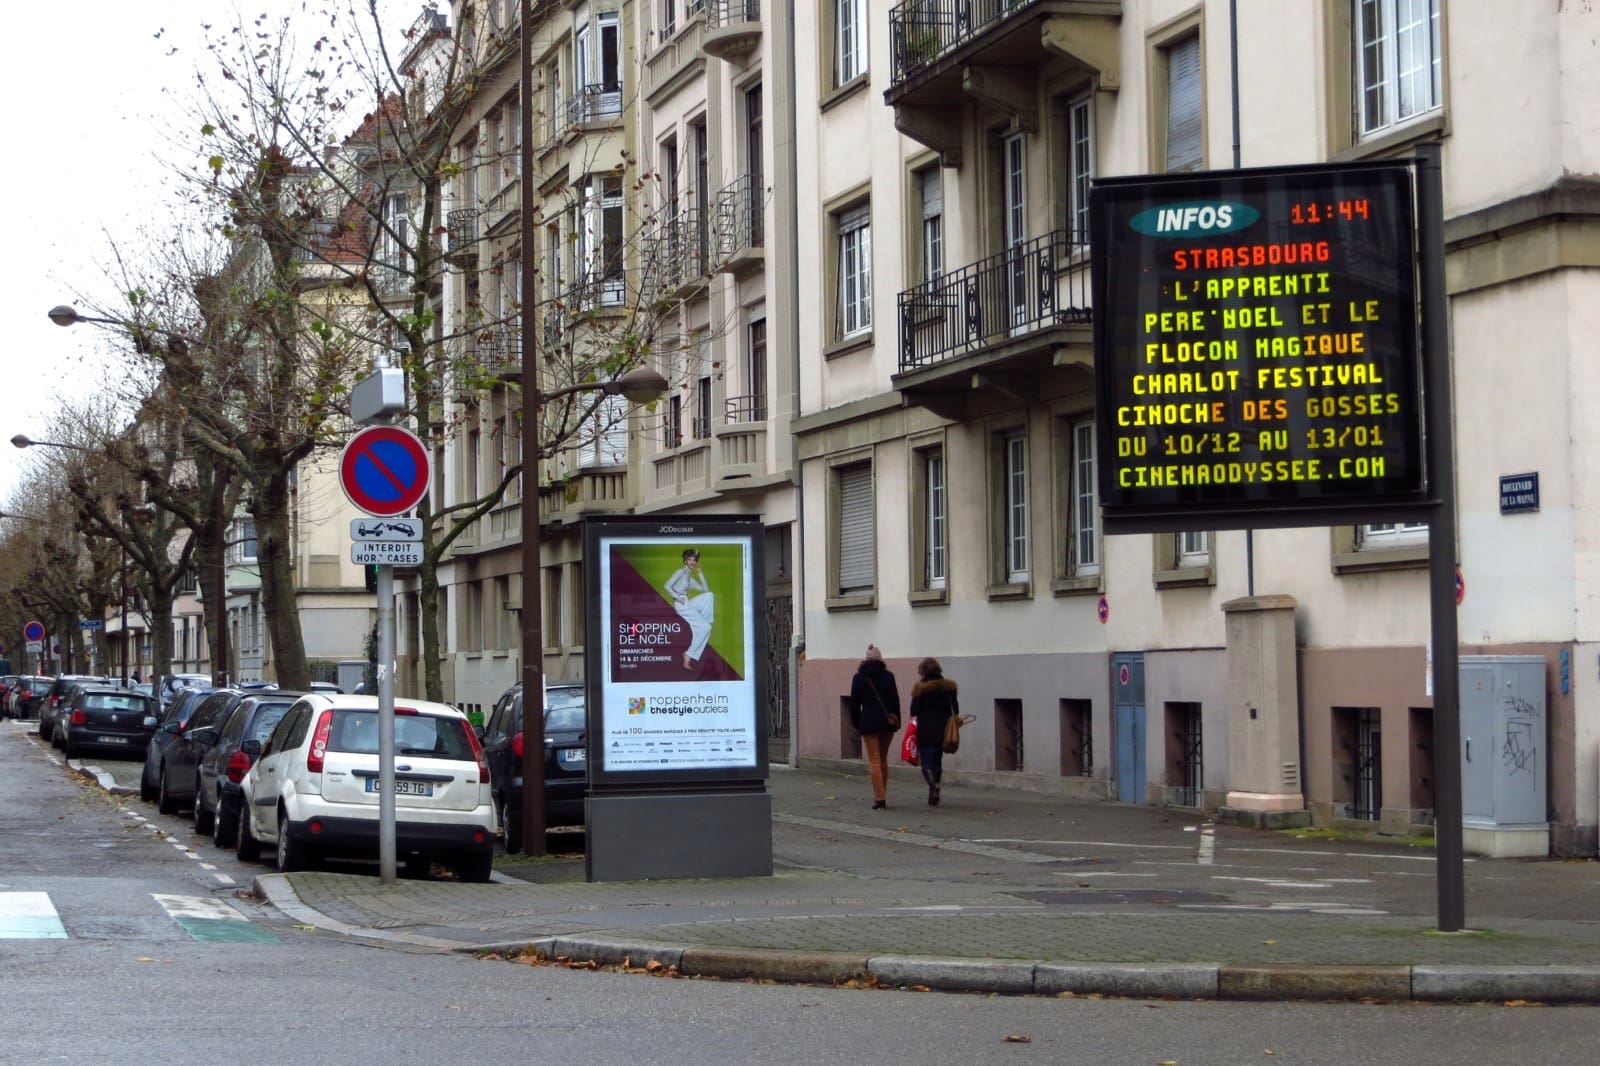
left=249, top=764, right=1600, bottom=1003
left=69, top=746, right=1600, bottom=1002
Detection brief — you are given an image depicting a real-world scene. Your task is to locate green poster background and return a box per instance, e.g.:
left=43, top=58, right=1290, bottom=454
left=616, top=541, right=746, bottom=678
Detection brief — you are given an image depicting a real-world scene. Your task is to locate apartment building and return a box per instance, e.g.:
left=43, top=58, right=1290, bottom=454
left=792, top=0, right=1599, bottom=856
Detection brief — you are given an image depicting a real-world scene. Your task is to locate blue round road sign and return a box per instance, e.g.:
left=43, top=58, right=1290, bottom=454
left=23, top=620, right=45, bottom=642
left=339, top=426, right=431, bottom=517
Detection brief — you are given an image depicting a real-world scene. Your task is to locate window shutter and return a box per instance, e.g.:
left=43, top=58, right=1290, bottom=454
left=836, top=464, right=875, bottom=593
left=1165, top=36, right=1203, bottom=173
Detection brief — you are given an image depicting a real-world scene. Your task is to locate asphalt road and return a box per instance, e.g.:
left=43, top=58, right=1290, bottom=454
left=5, top=722, right=1600, bottom=1064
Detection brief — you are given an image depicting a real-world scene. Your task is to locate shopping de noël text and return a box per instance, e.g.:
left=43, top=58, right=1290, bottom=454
left=618, top=620, right=684, bottom=646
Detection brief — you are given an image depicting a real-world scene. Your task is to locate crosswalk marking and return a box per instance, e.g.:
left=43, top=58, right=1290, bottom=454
left=0, top=891, right=276, bottom=943
left=0, top=892, right=67, bottom=939
left=152, top=894, right=279, bottom=944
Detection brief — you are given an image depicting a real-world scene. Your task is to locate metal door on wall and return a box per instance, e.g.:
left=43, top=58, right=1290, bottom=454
left=1114, top=653, right=1146, bottom=804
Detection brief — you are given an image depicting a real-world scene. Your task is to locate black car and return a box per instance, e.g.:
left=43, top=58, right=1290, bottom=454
left=139, top=686, right=216, bottom=803
left=53, top=686, right=157, bottom=759
left=155, top=689, right=247, bottom=814
left=480, top=682, right=587, bottom=851
left=11, top=676, right=51, bottom=720
left=38, top=675, right=110, bottom=741
left=192, top=692, right=298, bottom=844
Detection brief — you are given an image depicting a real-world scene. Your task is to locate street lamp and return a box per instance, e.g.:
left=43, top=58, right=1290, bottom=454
left=514, top=1, right=669, bottom=853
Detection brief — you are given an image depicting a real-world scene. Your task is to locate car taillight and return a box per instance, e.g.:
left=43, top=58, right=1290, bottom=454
left=225, top=750, right=253, bottom=783
left=460, top=719, right=490, bottom=784
left=306, top=710, right=333, bottom=773
left=512, top=732, right=524, bottom=759
left=70, top=709, right=86, bottom=726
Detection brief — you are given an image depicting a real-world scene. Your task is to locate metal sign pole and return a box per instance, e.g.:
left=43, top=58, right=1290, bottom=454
left=1416, top=142, right=1465, bottom=931
left=376, top=564, right=397, bottom=885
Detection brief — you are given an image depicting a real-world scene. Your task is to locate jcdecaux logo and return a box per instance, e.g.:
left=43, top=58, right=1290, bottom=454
left=1129, top=201, right=1258, bottom=238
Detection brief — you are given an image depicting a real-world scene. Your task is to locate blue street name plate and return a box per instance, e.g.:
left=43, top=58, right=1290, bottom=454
left=1499, top=472, right=1539, bottom=514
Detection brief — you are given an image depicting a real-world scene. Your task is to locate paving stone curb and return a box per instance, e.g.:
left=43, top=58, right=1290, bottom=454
left=1411, top=965, right=1600, bottom=1003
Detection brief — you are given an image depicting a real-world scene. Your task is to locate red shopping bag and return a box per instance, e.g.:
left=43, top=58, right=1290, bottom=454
left=900, top=719, right=920, bottom=766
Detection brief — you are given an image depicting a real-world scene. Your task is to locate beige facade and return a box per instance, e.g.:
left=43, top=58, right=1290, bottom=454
left=792, top=0, right=1600, bottom=855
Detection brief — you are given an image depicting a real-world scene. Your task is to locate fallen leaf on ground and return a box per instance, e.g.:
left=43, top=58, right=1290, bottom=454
left=1002, top=1035, right=1031, bottom=1044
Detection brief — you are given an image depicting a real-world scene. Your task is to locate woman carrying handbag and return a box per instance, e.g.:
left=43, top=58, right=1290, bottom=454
left=909, top=657, right=960, bottom=806
left=847, top=644, right=902, bottom=809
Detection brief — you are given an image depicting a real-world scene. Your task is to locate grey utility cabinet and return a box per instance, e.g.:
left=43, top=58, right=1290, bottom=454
left=1459, top=655, right=1548, bottom=858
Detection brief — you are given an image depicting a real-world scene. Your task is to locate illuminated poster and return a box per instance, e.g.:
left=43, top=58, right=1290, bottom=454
left=1090, top=162, right=1425, bottom=530
left=593, top=529, right=760, bottom=777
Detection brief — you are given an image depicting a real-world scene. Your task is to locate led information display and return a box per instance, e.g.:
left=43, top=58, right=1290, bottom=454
left=1091, top=162, right=1425, bottom=530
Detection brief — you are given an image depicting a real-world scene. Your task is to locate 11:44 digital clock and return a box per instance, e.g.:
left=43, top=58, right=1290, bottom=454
left=1288, top=199, right=1370, bottom=224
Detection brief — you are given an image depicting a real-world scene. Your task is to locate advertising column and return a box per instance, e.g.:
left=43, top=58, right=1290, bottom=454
left=584, top=515, right=772, bottom=881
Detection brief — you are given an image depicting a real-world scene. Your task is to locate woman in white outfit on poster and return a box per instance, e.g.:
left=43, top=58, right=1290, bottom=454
left=664, top=548, right=714, bottom=670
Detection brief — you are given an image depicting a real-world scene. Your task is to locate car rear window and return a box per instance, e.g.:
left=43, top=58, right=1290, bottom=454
left=84, top=694, right=151, bottom=713
left=546, top=706, right=585, bottom=731
left=247, top=703, right=293, bottom=742
left=326, top=710, right=474, bottom=761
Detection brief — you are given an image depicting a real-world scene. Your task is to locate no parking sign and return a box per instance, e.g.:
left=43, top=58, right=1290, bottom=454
left=339, top=426, right=431, bottom=517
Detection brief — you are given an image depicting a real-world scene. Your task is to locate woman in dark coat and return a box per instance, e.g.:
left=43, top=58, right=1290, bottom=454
left=848, top=644, right=902, bottom=809
left=909, top=656, right=959, bottom=806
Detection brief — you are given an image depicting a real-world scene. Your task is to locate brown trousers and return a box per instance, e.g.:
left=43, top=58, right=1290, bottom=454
left=861, top=732, right=894, bottom=802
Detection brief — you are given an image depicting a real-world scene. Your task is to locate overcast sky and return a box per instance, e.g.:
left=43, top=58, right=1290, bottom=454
left=0, top=1, right=417, bottom=506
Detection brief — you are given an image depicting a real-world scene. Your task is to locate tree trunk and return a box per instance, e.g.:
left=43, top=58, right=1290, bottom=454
left=194, top=473, right=231, bottom=685
left=147, top=592, right=176, bottom=684
left=252, top=472, right=309, bottom=690
left=418, top=491, right=443, bottom=703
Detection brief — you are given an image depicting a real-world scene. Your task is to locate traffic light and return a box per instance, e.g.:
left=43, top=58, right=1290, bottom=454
left=364, top=564, right=379, bottom=593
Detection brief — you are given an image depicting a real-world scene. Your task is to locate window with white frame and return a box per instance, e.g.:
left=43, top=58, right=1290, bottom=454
left=923, top=448, right=947, bottom=590
left=1163, top=35, right=1203, bottom=173
left=1357, top=0, right=1441, bottom=138
left=578, top=175, right=624, bottom=305
left=835, top=0, right=866, bottom=87
left=380, top=193, right=410, bottom=271
left=1178, top=530, right=1210, bottom=567
left=836, top=462, right=876, bottom=596
left=835, top=201, right=872, bottom=339
left=1004, top=432, right=1030, bottom=583
left=230, top=519, right=258, bottom=564
left=1066, top=92, right=1095, bottom=250
left=916, top=166, right=943, bottom=283
left=1360, top=520, right=1428, bottom=548
left=578, top=393, right=628, bottom=468
left=1069, top=417, right=1100, bottom=577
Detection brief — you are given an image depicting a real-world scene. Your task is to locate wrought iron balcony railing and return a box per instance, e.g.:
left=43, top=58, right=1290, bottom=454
left=897, top=229, right=1090, bottom=372
left=890, top=0, right=1040, bottom=85
left=725, top=393, right=767, bottom=424
left=447, top=207, right=480, bottom=262
left=543, top=272, right=630, bottom=347
left=565, top=83, right=623, bottom=127
left=645, top=209, right=709, bottom=292
left=706, top=0, right=759, bottom=28
left=714, top=174, right=763, bottom=261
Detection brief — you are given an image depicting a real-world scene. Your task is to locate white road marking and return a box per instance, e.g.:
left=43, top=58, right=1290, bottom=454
left=0, top=892, right=67, bottom=939
left=969, top=838, right=1192, bottom=851
left=152, top=894, right=249, bottom=923
left=1056, top=871, right=1158, bottom=878
left=1226, top=846, right=1448, bottom=863
left=1197, top=823, right=1216, bottom=865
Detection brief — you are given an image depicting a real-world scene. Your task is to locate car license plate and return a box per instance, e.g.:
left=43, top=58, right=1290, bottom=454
left=364, top=778, right=433, bottom=796
left=558, top=748, right=585, bottom=767
left=96, top=736, right=129, bottom=744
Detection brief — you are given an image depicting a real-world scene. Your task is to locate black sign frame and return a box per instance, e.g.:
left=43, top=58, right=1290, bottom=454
left=1091, top=160, right=1431, bottom=533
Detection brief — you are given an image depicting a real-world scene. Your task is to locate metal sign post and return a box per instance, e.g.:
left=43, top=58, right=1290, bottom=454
left=338, top=426, right=431, bottom=887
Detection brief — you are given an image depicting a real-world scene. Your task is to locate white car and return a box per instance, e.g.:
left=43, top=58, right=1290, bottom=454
left=236, top=695, right=497, bottom=881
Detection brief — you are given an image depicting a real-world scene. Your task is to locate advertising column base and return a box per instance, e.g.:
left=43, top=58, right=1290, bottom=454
left=586, top=788, right=773, bottom=882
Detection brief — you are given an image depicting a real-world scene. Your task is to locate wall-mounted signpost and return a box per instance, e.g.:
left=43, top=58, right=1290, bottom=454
left=582, top=515, right=772, bottom=881
left=339, top=424, right=430, bottom=886
left=1091, top=155, right=1463, bottom=930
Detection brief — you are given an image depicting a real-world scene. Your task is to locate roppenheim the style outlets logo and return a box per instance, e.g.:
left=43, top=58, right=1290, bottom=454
left=1129, top=201, right=1259, bottom=237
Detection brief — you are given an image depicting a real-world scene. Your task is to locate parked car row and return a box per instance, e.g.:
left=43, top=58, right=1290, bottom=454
left=478, top=682, right=588, bottom=852
left=1, top=675, right=53, bottom=720
left=135, top=689, right=497, bottom=881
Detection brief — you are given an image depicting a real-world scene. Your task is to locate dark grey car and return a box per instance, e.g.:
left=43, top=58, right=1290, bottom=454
left=156, top=689, right=245, bottom=814
left=54, top=687, right=156, bottom=759
left=139, top=686, right=216, bottom=803
left=193, top=693, right=298, bottom=845
left=37, top=675, right=109, bottom=741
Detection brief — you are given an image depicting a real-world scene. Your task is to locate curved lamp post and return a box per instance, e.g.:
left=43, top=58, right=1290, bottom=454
left=516, top=366, right=667, bottom=855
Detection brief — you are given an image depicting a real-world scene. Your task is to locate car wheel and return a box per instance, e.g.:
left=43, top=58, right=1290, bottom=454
left=501, top=797, right=523, bottom=854
left=212, top=797, right=236, bottom=848
left=61, top=738, right=77, bottom=760
left=37, top=718, right=49, bottom=739
left=193, top=781, right=214, bottom=835
left=157, top=768, right=179, bottom=815
left=235, top=804, right=262, bottom=862
left=456, top=849, right=494, bottom=884
left=274, top=813, right=315, bottom=873
left=403, top=854, right=433, bottom=879
left=140, top=763, right=158, bottom=803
